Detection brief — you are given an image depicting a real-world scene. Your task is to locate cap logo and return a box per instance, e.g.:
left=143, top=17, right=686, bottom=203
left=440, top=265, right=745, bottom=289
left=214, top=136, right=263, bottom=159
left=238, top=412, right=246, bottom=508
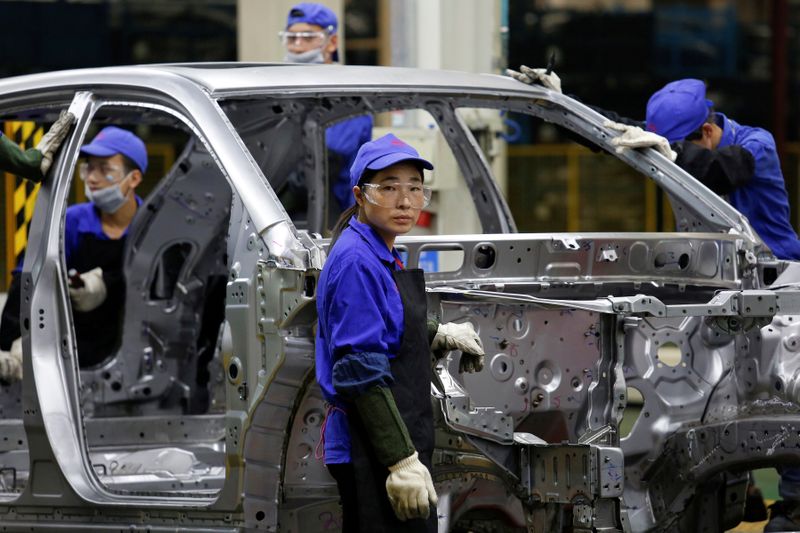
left=390, top=139, right=406, bottom=146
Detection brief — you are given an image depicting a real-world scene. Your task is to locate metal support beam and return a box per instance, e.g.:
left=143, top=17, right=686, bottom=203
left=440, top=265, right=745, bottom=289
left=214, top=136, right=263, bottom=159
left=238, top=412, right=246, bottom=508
left=771, top=0, right=788, bottom=161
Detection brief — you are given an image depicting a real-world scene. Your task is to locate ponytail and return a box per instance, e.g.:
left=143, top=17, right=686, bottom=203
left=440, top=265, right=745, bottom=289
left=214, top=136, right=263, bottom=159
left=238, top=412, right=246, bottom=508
left=330, top=204, right=359, bottom=249
left=329, top=168, right=380, bottom=249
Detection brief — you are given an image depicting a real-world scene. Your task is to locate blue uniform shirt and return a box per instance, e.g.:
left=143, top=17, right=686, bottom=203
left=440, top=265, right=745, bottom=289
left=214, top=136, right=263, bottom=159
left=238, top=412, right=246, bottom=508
left=315, top=217, right=406, bottom=463
left=716, top=113, right=800, bottom=260
left=326, top=116, right=373, bottom=211
left=11, top=198, right=141, bottom=274
left=64, top=199, right=141, bottom=265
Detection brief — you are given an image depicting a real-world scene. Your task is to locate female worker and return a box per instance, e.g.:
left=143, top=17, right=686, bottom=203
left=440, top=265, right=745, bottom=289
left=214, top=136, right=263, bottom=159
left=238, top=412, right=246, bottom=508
left=315, top=133, right=485, bottom=532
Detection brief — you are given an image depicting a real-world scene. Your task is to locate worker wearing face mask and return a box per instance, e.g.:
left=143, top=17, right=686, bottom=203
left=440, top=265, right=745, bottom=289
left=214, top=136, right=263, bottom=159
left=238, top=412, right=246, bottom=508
left=279, top=3, right=373, bottom=216
left=0, top=126, right=147, bottom=379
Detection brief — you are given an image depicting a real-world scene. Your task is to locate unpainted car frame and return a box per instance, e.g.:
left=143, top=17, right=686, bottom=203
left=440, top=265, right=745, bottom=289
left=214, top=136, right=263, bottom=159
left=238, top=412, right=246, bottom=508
left=0, top=63, right=797, bottom=533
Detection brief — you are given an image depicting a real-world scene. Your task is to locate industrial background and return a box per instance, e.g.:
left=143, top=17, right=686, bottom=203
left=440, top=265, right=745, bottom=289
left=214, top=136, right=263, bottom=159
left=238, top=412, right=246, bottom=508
left=1, top=0, right=796, bottom=284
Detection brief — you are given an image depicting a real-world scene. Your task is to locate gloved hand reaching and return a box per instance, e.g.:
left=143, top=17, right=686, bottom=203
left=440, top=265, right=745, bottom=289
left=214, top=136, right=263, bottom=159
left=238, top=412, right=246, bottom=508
left=506, top=65, right=562, bottom=93
left=0, top=338, right=23, bottom=382
left=0, top=110, right=74, bottom=182
left=431, top=322, right=485, bottom=373
left=36, top=110, right=75, bottom=176
left=604, top=120, right=677, bottom=161
left=386, top=451, right=438, bottom=522
left=68, top=267, right=107, bottom=312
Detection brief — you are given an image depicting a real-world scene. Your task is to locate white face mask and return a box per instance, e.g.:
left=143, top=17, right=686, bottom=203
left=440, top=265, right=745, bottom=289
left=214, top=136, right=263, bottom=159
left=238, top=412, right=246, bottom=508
left=284, top=47, right=326, bottom=64
left=85, top=176, right=129, bottom=214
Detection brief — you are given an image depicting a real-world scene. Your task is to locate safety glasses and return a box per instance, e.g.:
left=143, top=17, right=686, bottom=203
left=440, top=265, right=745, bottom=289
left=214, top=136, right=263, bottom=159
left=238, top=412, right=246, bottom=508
left=78, top=161, right=127, bottom=182
left=361, top=183, right=432, bottom=209
left=278, top=30, right=327, bottom=46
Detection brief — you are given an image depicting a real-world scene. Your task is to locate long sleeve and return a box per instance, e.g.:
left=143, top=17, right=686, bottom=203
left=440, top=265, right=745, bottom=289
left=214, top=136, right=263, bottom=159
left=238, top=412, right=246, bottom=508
left=673, top=141, right=754, bottom=195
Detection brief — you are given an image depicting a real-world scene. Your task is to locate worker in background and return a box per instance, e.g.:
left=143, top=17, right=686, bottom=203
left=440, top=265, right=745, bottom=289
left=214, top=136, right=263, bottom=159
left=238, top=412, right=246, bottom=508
left=509, top=67, right=799, bottom=261
left=316, top=134, right=485, bottom=531
left=510, top=67, right=800, bottom=529
left=0, top=111, right=74, bottom=381
left=280, top=2, right=373, bottom=217
left=0, top=126, right=147, bottom=380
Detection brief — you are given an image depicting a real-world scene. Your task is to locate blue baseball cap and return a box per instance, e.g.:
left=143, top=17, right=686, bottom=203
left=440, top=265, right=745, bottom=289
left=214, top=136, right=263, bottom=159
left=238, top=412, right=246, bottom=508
left=80, top=126, right=148, bottom=173
left=350, top=133, right=434, bottom=188
left=645, top=79, right=714, bottom=143
left=286, top=3, right=337, bottom=34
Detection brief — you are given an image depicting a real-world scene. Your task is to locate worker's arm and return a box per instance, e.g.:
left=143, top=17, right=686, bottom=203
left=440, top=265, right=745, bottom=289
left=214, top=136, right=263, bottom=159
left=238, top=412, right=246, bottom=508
left=0, top=133, right=44, bottom=181
left=673, top=141, right=754, bottom=195
left=507, top=65, right=754, bottom=194
left=332, top=353, right=438, bottom=521
left=428, top=319, right=485, bottom=373
left=0, top=338, right=22, bottom=383
left=0, top=111, right=74, bottom=182
left=0, top=271, right=22, bottom=352
left=0, top=272, right=23, bottom=383
left=507, top=66, right=643, bottom=151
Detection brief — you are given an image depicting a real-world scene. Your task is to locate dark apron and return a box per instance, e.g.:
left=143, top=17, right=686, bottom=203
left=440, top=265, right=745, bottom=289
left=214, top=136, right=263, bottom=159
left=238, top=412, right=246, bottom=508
left=347, top=267, right=437, bottom=532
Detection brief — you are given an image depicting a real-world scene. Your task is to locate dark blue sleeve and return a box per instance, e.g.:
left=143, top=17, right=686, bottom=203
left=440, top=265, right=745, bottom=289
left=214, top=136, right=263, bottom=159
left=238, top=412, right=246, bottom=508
left=332, top=351, right=394, bottom=398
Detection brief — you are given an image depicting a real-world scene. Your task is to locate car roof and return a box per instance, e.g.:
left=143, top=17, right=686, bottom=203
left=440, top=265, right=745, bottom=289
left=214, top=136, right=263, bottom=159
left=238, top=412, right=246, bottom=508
left=0, top=62, right=539, bottom=99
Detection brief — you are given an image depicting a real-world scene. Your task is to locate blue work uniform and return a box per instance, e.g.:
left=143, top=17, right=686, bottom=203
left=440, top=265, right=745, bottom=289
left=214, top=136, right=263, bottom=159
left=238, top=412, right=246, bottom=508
left=0, top=199, right=141, bottom=366
left=326, top=116, right=373, bottom=211
left=316, top=216, right=436, bottom=532
left=716, top=113, right=800, bottom=260
left=315, top=216, right=404, bottom=464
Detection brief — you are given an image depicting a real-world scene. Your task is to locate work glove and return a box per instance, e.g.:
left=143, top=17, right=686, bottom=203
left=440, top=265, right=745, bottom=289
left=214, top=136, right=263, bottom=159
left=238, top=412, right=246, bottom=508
left=354, top=386, right=438, bottom=521
left=432, top=322, right=485, bottom=373
left=0, top=338, right=23, bottom=382
left=506, top=65, right=562, bottom=93
left=604, top=120, right=677, bottom=161
left=36, top=110, right=75, bottom=176
left=386, top=451, right=438, bottom=522
left=68, top=267, right=107, bottom=312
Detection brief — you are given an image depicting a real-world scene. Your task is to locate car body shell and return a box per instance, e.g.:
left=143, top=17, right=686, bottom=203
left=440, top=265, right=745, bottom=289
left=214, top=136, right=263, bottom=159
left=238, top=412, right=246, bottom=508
left=0, top=63, right=796, bottom=532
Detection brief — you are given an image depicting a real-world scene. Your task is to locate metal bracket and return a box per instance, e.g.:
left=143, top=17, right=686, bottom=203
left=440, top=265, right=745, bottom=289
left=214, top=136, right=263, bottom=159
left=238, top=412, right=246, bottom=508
left=434, top=365, right=513, bottom=444
left=519, top=443, right=624, bottom=503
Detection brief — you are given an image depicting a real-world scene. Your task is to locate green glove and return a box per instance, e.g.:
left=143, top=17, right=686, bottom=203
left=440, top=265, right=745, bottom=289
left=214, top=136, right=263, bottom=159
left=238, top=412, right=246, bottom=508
left=0, top=134, right=43, bottom=182
left=354, top=385, right=415, bottom=467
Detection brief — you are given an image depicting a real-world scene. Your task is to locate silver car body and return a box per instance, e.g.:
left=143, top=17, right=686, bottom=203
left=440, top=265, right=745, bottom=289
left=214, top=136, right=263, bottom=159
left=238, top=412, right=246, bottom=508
left=0, top=64, right=797, bottom=532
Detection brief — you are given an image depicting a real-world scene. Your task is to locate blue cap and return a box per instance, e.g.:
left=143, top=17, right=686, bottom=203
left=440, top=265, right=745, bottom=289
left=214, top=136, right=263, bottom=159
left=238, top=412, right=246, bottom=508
left=645, top=79, right=714, bottom=143
left=80, top=126, right=148, bottom=173
left=286, top=3, right=337, bottom=34
left=350, top=133, right=434, bottom=188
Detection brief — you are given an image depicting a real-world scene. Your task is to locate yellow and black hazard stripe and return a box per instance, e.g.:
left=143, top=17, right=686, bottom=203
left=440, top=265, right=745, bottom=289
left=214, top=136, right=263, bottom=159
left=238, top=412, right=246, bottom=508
left=4, top=121, right=43, bottom=286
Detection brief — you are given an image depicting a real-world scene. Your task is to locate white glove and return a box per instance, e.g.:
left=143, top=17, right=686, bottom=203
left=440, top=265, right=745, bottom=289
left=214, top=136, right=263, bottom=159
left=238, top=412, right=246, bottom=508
left=36, top=111, right=75, bottom=176
left=506, top=65, right=562, bottom=93
left=386, top=451, right=438, bottom=521
left=604, top=120, right=677, bottom=161
left=0, top=338, right=23, bottom=382
left=68, top=267, right=107, bottom=312
left=432, top=322, right=485, bottom=373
